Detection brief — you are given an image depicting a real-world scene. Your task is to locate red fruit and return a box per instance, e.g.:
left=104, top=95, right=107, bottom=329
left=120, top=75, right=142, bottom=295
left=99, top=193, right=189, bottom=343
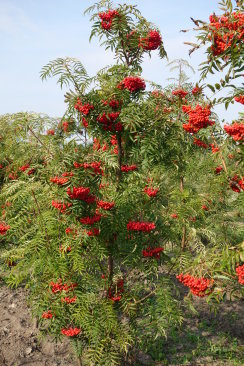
left=118, top=76, right=146, bottom=93
left=176, top=273, right=214, bottom=297
left=127, top=221, right=156, bottom=232
left=61, top=327, right=81, bottom=337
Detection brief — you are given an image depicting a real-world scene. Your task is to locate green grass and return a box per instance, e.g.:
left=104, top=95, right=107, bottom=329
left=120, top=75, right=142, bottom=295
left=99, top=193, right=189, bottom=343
left=143, top=312, right=244, bottom=365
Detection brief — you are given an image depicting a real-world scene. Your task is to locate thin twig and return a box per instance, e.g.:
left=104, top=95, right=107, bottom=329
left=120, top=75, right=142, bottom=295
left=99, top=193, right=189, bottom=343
left=134, top=290, right=155, bottom=304
left=29, top=127, right=54, bottom=157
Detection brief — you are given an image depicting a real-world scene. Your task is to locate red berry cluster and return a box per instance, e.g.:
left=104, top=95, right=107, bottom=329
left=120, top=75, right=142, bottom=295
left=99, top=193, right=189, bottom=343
left=193, top=138, right=208, bottom=148
left=0, top=222, right=10, bottom=235
left=215, top=166, right=223, bottom=174
left=172, top=89, right=188, bottom=98
left=84, top=161, right=104, bottom=175
left=50, top=177, right=69, bottom=185
left=229, top=175, right=244, bottom=193
left=96, top=112, right=122, bottom=132
left=144, top=187, right=159, bottom=197
left=208, top=12, right=244, bottom=56
left=74, top=99, right=94, bottom=115
left=97, top=200, right=115, bottom=210
left=47, top=129, right=55, bottom=135
left=42, top=310, right=53, bottom=319
left=224, top=122, right=244, bottom=142
left=19, top=164, right=30, bottom=172
left=61, top=121, right=70, bottom=133
left=93, top=138, right=103, bottom=151
left=62, top=172, right=74, bottom=177
left=234, top=95, right=244, bottom=104
left=61, top=327, right=81, bottom=337
left=52, top=200, right=72, bottom=214
left=65, top=227, right=77, bottom=236
left=74, top=161, right=104, bottom=175
left=82, top=117, right=89, bottom=128
left=93, top=138, right=110, bottom=153
left=139, top=30, right=162, bottom=50
left=236, top=265, right=244, bottom=285
left=99, top=9, right=119, bottom=30
left=121, top=164, right=137, bottom=172
left=192, top=86, right=202, bottom=95
left=50, top=279, right=78, bottom=293
left=151, top=90, right=164, bottom=98
left=209, top=143, right=220, bottom=153
left=8, top=173, right=18, bottom=180
left=102, top=99, right=121, bottom=110
left=182, top=104, right=214, bottom=134
left=61, top=296, right=77, bottom=303
left=110, top=135, right=119, bottom=154
left=202, top=205, right=209, bottom=211
left=171, top=213, right=178, bottom=219
left=118, top=76, right=146, bottom=93
left=80, top=214, right=102, bottom=225
left=87, top=228, right=100, bottom=237
left=19, top=164, right=35, bottom=175
left=176, top=273, right=214, bottom=297
left=142, top=246, right=164, bottom=259
left=127, top=221, right=156, bottom=232
left=67, top=186, right=95, bottom=203
left=28, top=168, right=35, bottom=175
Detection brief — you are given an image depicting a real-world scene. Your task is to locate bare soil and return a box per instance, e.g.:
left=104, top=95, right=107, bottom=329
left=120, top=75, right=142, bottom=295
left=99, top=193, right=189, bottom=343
left=0, top=284, right=76, bottom=366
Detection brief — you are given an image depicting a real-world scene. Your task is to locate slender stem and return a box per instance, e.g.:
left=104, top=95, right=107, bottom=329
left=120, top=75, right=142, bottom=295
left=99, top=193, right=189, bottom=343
left=117, top=133, right=122, bottom=186
left=167, top=261, right=176, bottom=275
left=64, top=63, right=80, bottom=93
left=180, top=176, right=187, bottom=251
left=118, top=28, right=130, bottom=67
left=29, top=127, right=54, bottom=157
left=84, top=129, right=87, bottom=147
left=107, top=134, right=122, bottom=283
left=120, top=38, right=130, bottom=66
left=135, top=290, right=155, bottom=304
left=108, top=254, right=113, bottom=283
left=107, top=25, right=128, bottom=285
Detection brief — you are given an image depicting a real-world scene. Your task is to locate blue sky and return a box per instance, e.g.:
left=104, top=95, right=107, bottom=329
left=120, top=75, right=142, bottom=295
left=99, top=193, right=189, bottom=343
left=0, top=0, right=241, bottom=122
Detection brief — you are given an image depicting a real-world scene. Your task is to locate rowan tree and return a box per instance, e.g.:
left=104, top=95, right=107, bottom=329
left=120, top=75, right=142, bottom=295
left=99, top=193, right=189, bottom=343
left=0, top=1, right=243, bottom=365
